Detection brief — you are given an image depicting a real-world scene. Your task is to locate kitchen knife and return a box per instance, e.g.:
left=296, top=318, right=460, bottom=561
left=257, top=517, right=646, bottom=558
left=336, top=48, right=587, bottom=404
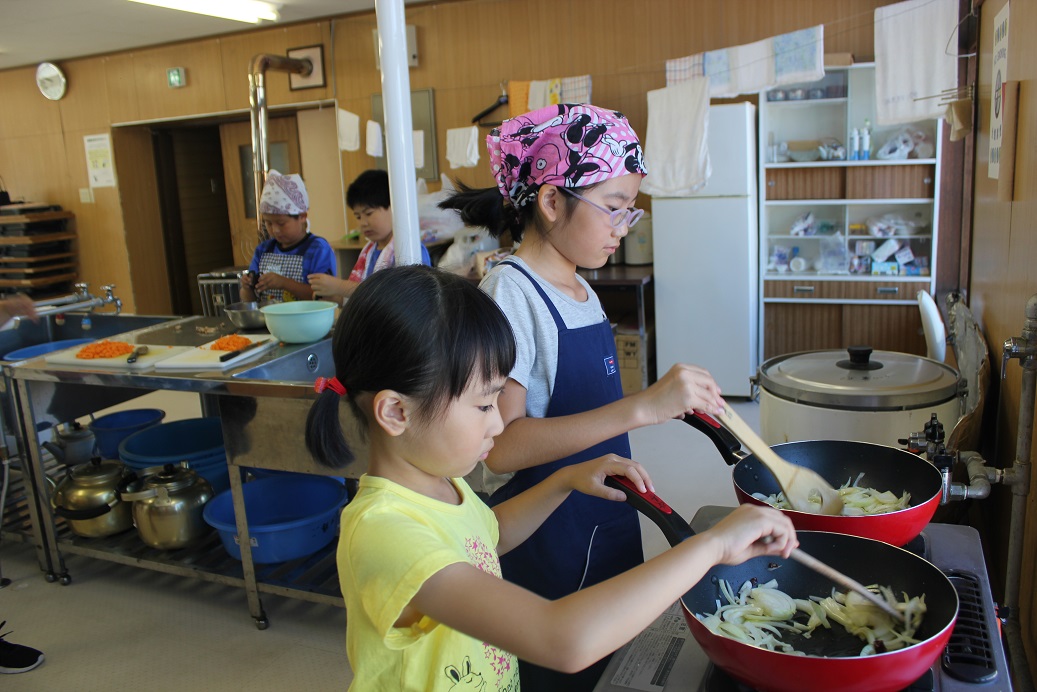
left=218, top=338, right=272, bottom=362
left=126, top=346, right=149, bottom=364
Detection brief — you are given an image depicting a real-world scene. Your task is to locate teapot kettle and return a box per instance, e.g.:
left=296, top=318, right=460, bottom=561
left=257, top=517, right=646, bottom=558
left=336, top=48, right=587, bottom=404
left=50, top=457, right=134, bottom=538
left=119, top=463, right=214, bottom=549
left=41, top=421, right=97, bottom=466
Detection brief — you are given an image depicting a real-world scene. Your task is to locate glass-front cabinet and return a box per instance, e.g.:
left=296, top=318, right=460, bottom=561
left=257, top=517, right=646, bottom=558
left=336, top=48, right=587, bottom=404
left=758, top=63, right=941, bottom=359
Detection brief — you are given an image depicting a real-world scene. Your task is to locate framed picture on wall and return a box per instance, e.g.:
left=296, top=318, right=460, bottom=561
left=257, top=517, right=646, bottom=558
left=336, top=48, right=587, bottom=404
left=288, top=45, right=325, bottom=90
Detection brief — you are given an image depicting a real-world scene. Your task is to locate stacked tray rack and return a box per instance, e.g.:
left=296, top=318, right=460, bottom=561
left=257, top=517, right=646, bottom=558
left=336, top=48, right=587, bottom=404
left=0, top=203, right=77, bottom=298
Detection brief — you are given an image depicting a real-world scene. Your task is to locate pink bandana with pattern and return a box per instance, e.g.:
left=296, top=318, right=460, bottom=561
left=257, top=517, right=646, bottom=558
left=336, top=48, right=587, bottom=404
left=259, top=169, right=309, bottom=215
left=487, top=104, right=647, bottom=209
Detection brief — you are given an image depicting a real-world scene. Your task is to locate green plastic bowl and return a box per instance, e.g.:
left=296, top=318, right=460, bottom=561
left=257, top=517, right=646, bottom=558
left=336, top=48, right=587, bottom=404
left=260, top=300, right=337, bottom=343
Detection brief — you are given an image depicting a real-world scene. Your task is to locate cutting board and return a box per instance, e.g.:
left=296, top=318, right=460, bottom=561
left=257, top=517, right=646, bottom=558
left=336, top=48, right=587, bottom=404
left=44, top=342, right=192, bottom=370
left=154, top=334, right=278, bottom=371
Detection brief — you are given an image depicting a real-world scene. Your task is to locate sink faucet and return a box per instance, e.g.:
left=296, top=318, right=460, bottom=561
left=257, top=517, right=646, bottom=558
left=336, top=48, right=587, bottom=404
left=12, top=282, right=123, bottom=327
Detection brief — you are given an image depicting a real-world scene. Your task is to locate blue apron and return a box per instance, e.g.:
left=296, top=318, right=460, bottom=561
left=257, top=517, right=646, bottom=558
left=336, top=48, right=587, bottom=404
left=489, top=262, right=643, bottom=691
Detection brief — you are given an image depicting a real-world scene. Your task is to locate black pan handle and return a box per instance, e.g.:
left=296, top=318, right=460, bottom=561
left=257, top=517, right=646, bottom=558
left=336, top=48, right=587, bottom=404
left=682, top=412, right=746, bottom=466
left=605, top=475, right=694, bottom=548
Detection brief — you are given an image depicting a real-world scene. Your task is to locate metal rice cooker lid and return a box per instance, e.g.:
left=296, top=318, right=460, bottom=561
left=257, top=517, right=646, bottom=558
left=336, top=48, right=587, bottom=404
left=758, top=346, right=961, bottom=411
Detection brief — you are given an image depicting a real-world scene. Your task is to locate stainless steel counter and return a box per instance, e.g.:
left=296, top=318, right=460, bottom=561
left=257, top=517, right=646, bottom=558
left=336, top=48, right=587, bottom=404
left=7, top=315, right=357, bottom=627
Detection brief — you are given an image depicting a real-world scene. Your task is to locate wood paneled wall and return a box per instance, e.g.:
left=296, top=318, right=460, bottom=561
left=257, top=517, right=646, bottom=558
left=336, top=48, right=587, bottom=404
left=0, top=0, right=891, bottom=313
left=970, top=0, right=1037, bottom=680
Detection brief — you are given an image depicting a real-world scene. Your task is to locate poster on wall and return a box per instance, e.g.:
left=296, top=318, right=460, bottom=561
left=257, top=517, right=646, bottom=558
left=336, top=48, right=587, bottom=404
left=84, top=133, right=116, bottom=188
left=988, top=2, right=1010, bottom=179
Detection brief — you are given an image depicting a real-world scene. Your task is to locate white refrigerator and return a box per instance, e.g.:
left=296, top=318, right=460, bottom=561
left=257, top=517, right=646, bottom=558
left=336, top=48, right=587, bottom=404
left=652, top=102, right=759, bottom=398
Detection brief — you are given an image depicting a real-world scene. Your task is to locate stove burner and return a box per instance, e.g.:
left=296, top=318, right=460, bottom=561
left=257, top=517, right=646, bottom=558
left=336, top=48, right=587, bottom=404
left=943, top=571, right=999, bottom=683
left=698, top=664, right=935, bottom=691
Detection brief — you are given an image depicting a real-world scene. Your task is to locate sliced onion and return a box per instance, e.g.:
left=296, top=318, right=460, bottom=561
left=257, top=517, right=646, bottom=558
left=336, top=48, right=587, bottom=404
left=694, top=578, right=926, bottom=656
left=751, top=474, right=911, bottom=515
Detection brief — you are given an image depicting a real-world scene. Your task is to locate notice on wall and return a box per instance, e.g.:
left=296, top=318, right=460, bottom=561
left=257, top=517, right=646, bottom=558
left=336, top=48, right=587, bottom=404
left=988, top=2, right=1010, bottom=179
left=84, top=133, right=116, bottom=188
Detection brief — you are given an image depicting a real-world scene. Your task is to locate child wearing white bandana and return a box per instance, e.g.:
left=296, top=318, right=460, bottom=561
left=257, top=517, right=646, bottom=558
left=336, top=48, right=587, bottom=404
left=240, top=170, right=336, bottom=303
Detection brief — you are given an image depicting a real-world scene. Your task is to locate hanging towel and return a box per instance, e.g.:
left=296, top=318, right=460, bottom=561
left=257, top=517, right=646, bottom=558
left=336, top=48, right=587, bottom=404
left=527, top=80, right=551, bottom=110
left=666, top=53, right=705, bottom=87
left=718, top=37, right=775, bottom=98
left=366, top=120, right=383, bottom=157
left=875, top=0, right=957, bottom=125
left=640, top=77, right=711, bottom=197
left=508, top=80, right=531, bottom=117
left=337, top=109, right=360, bottom=152
left=545, top=78, right=562, bottom=105
left=560, top=75, right=592, bottom=104
left=773, top=25, right=825, bottom=85
left=446, top=126, right=480, bottom=168
left=412, top=130, right=425, bottom=168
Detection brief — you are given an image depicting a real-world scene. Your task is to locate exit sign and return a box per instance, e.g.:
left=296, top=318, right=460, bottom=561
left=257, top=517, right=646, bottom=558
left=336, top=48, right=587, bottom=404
left=167, top=67, right=186, bottom=89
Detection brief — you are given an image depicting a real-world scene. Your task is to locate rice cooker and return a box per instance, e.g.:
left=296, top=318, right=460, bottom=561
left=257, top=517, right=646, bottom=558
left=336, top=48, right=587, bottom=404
left=756, top=346, right=964, bottom=447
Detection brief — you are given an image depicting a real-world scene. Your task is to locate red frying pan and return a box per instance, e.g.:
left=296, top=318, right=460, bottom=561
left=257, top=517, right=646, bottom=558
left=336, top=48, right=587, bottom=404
left=684, top=413, right=943, bottom=546
left=606, top=476, right=958, bottom=692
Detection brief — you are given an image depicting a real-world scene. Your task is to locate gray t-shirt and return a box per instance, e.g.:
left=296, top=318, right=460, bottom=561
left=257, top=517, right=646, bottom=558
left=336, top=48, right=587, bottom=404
left=478, top=257, right=608, bottom=492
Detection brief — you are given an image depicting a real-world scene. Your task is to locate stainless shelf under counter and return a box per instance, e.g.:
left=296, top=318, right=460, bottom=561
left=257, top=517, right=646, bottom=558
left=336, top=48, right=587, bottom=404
left=7, top=314, right=357, bottom=628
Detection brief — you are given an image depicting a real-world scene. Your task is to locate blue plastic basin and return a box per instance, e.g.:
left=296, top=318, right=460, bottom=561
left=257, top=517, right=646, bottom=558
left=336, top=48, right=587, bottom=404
left=119, top=417, right=228, bottom=493
left=203, top=475, right=347, bottom=564
left=90, top=409, right=166, bottom=459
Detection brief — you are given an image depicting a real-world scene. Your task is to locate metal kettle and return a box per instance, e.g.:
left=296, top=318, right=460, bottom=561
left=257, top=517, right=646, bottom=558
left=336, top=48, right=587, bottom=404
left=119, top=463, right=214, bottom=549
left=50, top=457, right=134, bottom=537
left=41, top=421, right=97, bottom=466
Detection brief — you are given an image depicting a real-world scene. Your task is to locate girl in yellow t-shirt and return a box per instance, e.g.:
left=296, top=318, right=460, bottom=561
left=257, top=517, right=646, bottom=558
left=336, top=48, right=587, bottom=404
left=305, top=265, right=797, bottom=692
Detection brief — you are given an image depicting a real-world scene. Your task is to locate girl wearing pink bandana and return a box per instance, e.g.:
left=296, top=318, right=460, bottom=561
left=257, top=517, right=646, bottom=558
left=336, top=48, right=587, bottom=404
left=441, top=104, right=726, bottom=691
left=240, top=170, right=336, bottom=303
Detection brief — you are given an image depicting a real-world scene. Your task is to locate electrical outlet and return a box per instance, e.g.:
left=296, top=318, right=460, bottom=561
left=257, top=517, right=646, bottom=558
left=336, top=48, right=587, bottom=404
left=79, top=188, right=94, bottom=204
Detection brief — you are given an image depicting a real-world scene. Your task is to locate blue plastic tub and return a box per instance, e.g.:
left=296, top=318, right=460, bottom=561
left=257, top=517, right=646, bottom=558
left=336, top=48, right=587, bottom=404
left=246, top=468, right=346, bottom=485
left=90, top=409, right=166, bottom=459
left=3, top=338, right=92, bottom=362
left=119, top=417, right=228, bottom=493
left=202, top=475, right=348, bottom=564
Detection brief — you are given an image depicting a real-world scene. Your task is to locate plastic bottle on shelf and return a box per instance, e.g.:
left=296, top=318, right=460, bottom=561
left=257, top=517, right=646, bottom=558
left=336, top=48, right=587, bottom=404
left=849, top=128, right=860, bottom=161
left=860, top=120, right=871, bottom=160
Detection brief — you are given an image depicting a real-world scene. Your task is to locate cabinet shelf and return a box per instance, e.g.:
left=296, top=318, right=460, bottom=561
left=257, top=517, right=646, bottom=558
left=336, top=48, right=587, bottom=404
left=765, top=159, right=936, bottom=169
left=766, top=198, right=933, bottom=206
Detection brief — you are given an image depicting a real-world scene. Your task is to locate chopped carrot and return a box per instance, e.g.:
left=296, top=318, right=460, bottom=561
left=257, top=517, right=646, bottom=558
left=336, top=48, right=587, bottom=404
left=210, top=334, right=252, bottom=352
left=76, top=340, right=135, bottom=359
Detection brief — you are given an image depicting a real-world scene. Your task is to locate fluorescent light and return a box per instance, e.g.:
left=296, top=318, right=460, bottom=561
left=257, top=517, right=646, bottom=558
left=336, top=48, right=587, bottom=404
left=128, top=0, right=281, bottom=24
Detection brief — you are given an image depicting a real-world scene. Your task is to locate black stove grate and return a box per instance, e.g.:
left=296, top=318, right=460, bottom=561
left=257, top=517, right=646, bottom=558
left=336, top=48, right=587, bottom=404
left=942, top=570, right=999, bottom=684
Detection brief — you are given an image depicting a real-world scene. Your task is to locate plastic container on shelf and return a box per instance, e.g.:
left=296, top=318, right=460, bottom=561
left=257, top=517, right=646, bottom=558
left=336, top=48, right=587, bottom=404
left=118, top=417, right=230, bottom=494
left=203, top=475, right=348, bottom=564
left=90, top=408, right=166, bottom=459
left=2, top=338, right=92, bottom=362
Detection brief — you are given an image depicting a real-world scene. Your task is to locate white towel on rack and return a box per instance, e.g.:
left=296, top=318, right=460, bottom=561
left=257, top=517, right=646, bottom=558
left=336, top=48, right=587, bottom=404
left=446, top=126, right=480, bottom=168
left=337, top=109, right=360, bottom=152
left=412, top=130, right=425, bottom=168
left=640, top=77, right=711, bottom=197
left=875, top=0, right=958, bottom=125
left=365, top=120, right=383, bottom=157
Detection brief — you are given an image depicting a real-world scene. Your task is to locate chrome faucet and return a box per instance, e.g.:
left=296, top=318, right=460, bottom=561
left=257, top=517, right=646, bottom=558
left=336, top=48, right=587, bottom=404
left=12, top=282, right=123, bottom=326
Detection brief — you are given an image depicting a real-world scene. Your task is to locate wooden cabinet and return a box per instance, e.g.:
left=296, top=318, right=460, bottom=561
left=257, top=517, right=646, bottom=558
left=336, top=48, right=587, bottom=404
left=759, top=64, right=940, bottom=359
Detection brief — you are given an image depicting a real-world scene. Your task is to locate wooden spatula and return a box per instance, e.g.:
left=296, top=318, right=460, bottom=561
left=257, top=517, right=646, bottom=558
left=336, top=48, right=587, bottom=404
left=715, top=403, right=843, bottom=515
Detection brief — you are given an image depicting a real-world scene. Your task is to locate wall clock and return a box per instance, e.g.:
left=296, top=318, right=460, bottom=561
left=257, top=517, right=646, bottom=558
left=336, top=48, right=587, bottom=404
left=36, top=62, right=67, bottom=100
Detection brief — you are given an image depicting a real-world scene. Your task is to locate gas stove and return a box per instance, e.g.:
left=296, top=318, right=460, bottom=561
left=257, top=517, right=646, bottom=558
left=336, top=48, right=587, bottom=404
left=593, top=506, right=1010, bottom=692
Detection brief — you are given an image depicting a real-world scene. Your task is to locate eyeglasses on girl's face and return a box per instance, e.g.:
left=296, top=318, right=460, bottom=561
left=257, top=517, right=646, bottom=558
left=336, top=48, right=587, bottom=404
left=561, top=188, right=644, bottom=229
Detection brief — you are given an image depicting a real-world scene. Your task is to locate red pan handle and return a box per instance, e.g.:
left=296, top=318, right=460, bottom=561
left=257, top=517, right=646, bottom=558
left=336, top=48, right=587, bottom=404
left=605, top=475, right=695, bottom=547
left=683, top=412, right=746, bottom=466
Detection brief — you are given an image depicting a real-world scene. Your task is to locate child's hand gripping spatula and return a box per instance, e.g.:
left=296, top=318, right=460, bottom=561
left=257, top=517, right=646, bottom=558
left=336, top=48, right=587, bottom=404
left=716, top=403, right=843, bottom=515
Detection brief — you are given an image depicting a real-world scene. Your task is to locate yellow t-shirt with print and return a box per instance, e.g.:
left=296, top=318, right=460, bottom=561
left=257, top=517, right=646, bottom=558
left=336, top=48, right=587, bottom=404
left=339, top=474, right=519, bottom=692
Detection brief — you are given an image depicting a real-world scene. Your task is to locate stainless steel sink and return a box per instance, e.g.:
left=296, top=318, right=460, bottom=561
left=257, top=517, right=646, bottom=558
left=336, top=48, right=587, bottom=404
left=0, top=313, right=178, bottom=362
left=231, top=339, right=333, bottom=382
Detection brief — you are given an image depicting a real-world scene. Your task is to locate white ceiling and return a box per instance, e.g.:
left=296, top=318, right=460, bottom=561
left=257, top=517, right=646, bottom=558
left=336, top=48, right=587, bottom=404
left=0, top=0, right=391, bottom=71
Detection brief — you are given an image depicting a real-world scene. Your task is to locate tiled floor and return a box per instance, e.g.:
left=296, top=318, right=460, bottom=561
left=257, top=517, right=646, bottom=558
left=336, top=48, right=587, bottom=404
left=0, top=396, right=758, bottom=690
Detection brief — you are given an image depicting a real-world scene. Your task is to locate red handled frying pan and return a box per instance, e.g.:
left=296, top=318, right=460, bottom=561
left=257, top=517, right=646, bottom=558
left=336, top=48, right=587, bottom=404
left=605, top=476, right=958, bottom=692
left=684, top=413, right=943, bottom=546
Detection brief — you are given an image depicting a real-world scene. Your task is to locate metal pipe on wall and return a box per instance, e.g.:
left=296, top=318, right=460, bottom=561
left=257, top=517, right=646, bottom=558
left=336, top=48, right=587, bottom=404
left=248, top=54, right=313, bottom=243
left=374, top=0, right=421, bottom=266
left=1001, top=293, right=1037, bottom=692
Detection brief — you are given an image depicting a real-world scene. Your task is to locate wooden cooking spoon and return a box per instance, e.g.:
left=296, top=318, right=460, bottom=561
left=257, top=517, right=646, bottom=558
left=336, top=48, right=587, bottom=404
left=715, top=403, right=844, bottom=515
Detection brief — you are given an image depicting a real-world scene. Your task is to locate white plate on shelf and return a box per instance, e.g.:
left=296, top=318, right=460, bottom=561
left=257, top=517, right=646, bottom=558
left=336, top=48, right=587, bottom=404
left=154, top=333, right=278, bottom=371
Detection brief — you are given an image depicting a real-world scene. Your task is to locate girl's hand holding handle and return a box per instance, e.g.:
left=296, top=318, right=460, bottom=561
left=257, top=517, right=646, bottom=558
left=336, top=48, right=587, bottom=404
left=562, top=454, right=654, bottom=502
left=636, top=363, right=725, bottom=424
left=703, top=503, right=798, bottom=566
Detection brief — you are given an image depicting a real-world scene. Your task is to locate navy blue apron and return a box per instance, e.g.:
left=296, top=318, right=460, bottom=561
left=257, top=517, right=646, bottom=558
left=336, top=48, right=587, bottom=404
left=489, top=261, right=643, bottom=691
